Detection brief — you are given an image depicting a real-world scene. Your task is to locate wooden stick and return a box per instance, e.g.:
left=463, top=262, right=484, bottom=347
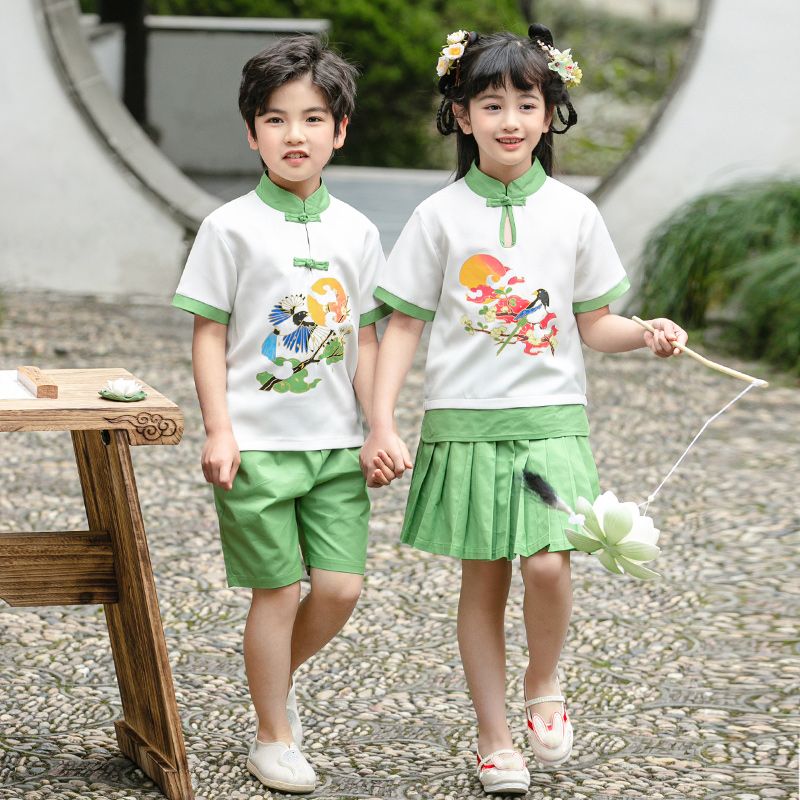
left=17, top=366, right=58, bottom=399
left=631, top=317, right=768, bottom=387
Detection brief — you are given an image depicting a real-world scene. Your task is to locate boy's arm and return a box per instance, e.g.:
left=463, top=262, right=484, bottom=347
left=192, top=315, right=240, bottom=490
left=353, top=324, right=378, bottom=423
left=360, top=311, right=423, bottom=487
left=576, top=306, right=687, bottom=356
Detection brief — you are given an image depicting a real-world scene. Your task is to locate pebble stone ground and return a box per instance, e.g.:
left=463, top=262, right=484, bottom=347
left=0, top=291, right=797, bottom=800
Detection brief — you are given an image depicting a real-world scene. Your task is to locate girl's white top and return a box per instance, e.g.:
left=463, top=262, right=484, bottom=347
left=376, top=160, right=630, bottom=411
left=172, top=174, right=389, bottom=451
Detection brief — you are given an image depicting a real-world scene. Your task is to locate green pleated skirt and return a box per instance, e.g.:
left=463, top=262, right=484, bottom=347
left=400, top=407, right=600, bottom=561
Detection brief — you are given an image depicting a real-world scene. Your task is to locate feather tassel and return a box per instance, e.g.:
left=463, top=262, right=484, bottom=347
left=522, top=470, right=576, bottom=517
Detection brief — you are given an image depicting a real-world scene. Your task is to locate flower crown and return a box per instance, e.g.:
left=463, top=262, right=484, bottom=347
left=434, top=28, right=582, bottom=89
left=436, top=30, right=470, bottom=78
left=535, top=40, right=582, bottom=88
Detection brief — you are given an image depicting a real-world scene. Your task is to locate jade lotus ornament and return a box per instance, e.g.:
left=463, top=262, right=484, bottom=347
left=98, top=378, right=147, bottom=402
left=523, top=472, right=662, bottom=580
left=566, top=492, right=661, bottom=580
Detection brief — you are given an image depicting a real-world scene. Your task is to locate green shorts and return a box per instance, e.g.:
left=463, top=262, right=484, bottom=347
left=213, top=448, right=370, bottom=589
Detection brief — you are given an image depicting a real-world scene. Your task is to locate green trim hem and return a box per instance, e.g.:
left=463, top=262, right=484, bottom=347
left=374, top=287, right=435, bottom=322
left=304, top=558, right=366, bottom=575
left=171, top=294, right=230, bottom=325
left=572, top=276, right=631, bottom=314
left=359, top=303, right=393, bottom=327
left=400, top=537, right=576, bottom=560
left=225, top=569, right=304, bottom=589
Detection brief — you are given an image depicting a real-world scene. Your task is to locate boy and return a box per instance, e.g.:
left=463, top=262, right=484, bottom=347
left=172, top=35, right=390, bottom=793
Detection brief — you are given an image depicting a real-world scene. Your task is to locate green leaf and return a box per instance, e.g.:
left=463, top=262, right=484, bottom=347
left=616, top=555, right=661, bottom=581
left=576, top=496, right=603, bottom=537
left=596, top=548, right=623, bottom=575
left=615, top=540, right=661, bottom=562
left=565, top=529, right=603, bottom=553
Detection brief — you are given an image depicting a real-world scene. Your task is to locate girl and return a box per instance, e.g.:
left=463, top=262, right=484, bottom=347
left=361, top=24, right=686, bottom=795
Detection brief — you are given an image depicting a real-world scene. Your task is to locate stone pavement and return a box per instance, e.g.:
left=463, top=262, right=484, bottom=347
left=0, top=292, right=797, bottom=800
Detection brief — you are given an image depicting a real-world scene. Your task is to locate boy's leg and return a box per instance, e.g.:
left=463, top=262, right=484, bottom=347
left=294, top=448, right=369, bottom=672
left=290, top=568, right=362, bottom=672
left=458, top=558, right=514, bottom=755
left=519, top=550, right=572, bottom=723
left=245, top=582, right=301, bottom=743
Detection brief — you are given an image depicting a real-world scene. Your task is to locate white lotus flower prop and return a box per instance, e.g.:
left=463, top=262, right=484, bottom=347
left=98, top=378, right=147, bottom=402
left=523, top=473, right=661, bottom=580
left=566, top=492, right=661, bottom=580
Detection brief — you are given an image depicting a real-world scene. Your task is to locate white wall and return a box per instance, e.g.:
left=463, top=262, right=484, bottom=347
left=596, top=0, right=800, bottom=286
left=0, top=1, right=191, bottom=298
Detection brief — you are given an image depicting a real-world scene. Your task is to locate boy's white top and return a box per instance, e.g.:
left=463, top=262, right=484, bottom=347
left=376, top=160, right=629, bottom=411
left=173, top=174, right=390, bottom=451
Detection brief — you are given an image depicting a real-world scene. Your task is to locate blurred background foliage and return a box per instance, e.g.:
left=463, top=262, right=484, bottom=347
left=637, top=181, right=800, bottom=375
left=80, top=0, right=692, bottom=175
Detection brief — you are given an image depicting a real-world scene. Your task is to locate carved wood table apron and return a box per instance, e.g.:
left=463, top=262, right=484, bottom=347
left=0, top=369, right=193, bottom=800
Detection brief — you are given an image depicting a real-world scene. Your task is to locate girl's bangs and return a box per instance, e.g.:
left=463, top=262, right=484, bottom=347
left=467, top=41, right=548, bottom=97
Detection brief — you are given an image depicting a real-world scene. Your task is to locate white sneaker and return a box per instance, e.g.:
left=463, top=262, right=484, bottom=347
left=247, top=739, right=316, bottom=794
left=286, top=679, right=304, bottom=747
left=524, top=674, right=573, bottom=767
left=476, top=748, right=530, bottom=795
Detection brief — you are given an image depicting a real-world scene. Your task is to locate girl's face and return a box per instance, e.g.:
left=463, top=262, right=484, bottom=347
left=456, top=82, right=552, bottom=184
left=247, top=72, right=347, bottom=199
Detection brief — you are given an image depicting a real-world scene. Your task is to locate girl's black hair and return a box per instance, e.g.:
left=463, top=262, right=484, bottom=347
left=436, top=24, right=578, bottom=180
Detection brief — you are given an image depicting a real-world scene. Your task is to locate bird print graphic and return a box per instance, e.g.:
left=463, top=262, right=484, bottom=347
left=257, top=280, right=353, bottom=393
left=458, top=254, right=558, bottom=356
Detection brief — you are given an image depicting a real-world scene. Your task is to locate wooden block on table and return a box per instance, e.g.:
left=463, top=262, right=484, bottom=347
left=17, top=366, right=58, bottom=399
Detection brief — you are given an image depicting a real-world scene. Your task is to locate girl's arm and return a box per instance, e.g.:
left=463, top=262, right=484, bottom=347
left=360, top=311, right=424, bottom=487
left=192, top=315, right=241, bottom=491
left=576, top=306, right=686, bottom=356
left=353, top=324, right=378, bottom=423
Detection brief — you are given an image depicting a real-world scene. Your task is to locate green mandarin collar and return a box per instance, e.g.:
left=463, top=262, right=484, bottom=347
left=465, top=160, right=546, bottom=248
left=464, top=159, right=547, bottom=202
left=255, top=172, right=330, bottom=223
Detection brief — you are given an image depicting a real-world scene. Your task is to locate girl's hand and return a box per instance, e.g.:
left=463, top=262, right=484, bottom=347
left=201, top=431, right=241, bottom=490
left=361, top=430, right=413, bottom=488
left=643, top=318, right=688, bottom=358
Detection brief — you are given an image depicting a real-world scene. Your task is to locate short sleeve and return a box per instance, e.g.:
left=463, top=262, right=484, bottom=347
left=358, top=223, right=392, bottom=327
left=375, top=208, right=443, bottom=322
left=171, top=217, right=237, bottom=324
left=572, top=202, right=630, bottom=314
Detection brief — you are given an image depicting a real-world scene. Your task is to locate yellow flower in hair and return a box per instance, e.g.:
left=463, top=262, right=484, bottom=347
left=443, top=42, right=465, bottom=60
left=448, top=30, right=467, bottom=44
left=436, top=56, right=451, bottom=77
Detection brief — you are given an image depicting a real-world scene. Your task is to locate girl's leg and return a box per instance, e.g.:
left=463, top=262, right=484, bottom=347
left=458, top=559, right=514, bottom=755
left=290, top=568, right=363, bottom=673
left=245, top=582, right=301, bottom=743
left=520, top=550, right=572, bottom=722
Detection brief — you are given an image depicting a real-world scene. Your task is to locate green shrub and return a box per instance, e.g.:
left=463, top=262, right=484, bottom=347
left=637, top=181, right=800, bottom=374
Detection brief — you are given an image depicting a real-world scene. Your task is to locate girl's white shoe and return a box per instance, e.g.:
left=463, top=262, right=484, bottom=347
left=523, top=674, right=573, bottom=767
left=476, top=748, right=530, bottom=795
left=247, top=739, right=316, bottom=794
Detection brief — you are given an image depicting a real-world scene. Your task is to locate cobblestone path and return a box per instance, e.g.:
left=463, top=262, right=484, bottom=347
left=0, top=292, right=797, bottom=800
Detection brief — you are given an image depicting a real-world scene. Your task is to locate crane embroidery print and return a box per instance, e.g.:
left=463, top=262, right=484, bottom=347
left=257, top=277, right=352, bottom=393
left=458, top=254, right=557, bottom=355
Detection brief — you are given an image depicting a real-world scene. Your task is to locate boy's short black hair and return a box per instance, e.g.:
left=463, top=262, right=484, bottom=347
left=239, top=35, right=358, bottom=138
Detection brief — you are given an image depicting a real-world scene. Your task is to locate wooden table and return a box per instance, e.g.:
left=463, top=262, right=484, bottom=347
left=0, top=368, right=193, bottom=800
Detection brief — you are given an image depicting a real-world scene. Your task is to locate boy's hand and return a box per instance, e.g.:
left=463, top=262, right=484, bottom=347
left=201, top=431, right=241, bottom=491
left=643, top=318, right=687, bottom=358
left=361, top=430, right=413, bottom=488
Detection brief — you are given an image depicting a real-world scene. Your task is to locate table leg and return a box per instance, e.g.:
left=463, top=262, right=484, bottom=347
left=72, top=429, right=193, bottom=800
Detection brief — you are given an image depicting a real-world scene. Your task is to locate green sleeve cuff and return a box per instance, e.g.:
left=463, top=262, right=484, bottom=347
left=359, top=302, right=393, bottom=327
left=172, top=294, right=231, bottom=324
left=572, top=276, right=631, bottom=314
left=374, top=287, right=435, bottom=322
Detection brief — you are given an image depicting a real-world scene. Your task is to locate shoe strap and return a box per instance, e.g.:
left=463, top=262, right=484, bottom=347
left=525, top=694, right=565, bottom=707
left=477, top=748, right=524, bottom=769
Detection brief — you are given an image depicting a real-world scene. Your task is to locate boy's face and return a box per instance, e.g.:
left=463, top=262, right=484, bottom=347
left=247, top=73, right=347, bottom=196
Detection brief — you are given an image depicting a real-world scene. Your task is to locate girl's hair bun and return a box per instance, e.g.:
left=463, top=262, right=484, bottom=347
left=528, top=23, right=554, bottom=47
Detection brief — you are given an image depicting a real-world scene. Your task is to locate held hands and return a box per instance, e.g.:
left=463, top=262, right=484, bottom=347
left=642, top=317, right=688, bottom=358
left=201, top=430, right=241, bottom=491
left=360, top=428, right=413, bottom=488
